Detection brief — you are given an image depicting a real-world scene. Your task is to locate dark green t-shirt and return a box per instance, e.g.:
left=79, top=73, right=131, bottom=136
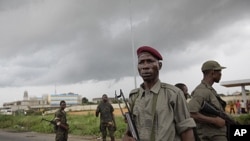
left=96, top=102, right=114, bottom=123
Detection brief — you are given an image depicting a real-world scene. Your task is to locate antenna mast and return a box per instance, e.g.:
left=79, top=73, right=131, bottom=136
left=55, top=84, right=57, bottom=94
left=129, top=0, right=137, bottom=88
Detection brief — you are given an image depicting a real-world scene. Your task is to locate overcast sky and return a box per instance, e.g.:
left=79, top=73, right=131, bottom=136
left=1, top=0, right=250, bottom=106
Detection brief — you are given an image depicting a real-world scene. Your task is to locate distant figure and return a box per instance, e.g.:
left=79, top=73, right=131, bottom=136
left=175, top=83, right=191, bottom=102
left=96, top=94, right=116, bottom=141
left=54, top=100, right=69, bottom=141
left=235, top=100, right=241, bottom=114
left=229, top=101, right=235, bottom=114
left=247, top=100, right=250, bottom=113
left=240, top=100, right=247, bottom=114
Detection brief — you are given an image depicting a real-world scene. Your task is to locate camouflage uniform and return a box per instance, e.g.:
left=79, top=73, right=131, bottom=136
left=188, top=80, right=227, bottom=141
left=54, top=109, right=68, bottom=141
left=96, top=101, right=115, bottom=141
left=129, top=80, right=196, bottom=141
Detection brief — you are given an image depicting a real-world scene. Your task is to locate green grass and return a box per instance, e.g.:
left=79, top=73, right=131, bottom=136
left=1, top=113, right=249, bottom=139
left=0, top=113, right=127, bottom=138
left=235, top=114, right=250, bottom=124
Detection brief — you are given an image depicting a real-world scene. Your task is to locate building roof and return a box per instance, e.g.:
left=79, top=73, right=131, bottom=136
left=220, top=79, right=250, bottom=87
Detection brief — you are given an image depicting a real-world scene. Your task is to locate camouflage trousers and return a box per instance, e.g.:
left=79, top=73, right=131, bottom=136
left=100, top=122, right=115, bottom=141
left=55, top=128, right=68, bottom=141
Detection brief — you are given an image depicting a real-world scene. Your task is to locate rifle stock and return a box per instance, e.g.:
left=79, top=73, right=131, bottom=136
left=200, top=101, right=239, bottom=125
left=115, top=89, right=140, bottom=141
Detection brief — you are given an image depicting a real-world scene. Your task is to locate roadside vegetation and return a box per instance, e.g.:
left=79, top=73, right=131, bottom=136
left=0, top=111, right=250, bottom=139
left=236, top=113, right=250, bottom=124
left=0, top=112, right=127, bottom=139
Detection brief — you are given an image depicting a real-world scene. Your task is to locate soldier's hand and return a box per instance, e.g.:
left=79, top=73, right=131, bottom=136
left=124, top=118, right=128, bottom=123
left=60, top=124, right=69, bottom=130
left=122, top=131, right=136, bottom=141
left=122, top=135, right=135, bottom=141
left=66, top=126, right=69, bottom=131
left=213, top=117, right=225, bottom=128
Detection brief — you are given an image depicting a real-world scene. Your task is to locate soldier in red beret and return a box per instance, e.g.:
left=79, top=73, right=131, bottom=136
left=137, top=46, right=163, bottom=60
left=123, top=46, right=196, bottom=141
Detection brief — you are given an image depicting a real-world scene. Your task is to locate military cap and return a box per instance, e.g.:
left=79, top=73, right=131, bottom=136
left=137, top=46, right=163, bottom=60
left=201, top=60, right=226, bottom=71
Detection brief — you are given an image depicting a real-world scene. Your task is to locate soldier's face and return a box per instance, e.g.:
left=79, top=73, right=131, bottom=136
left=102, top=95, right=108, bottom=102
left=182, top=85, right=188, bottom=95
left=137, top=52, right=161, bottom=82
left=60, top=102, right=66, bottom=109
left=212, top=70, right=222, bottom=83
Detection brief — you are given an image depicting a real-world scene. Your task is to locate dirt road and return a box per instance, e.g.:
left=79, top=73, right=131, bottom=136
left=0, top=129, right=122, bottom=141
left=0, top=129, right=102, bottom=141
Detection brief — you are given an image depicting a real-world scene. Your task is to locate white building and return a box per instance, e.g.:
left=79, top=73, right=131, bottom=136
left=50, top=92, right=82, bottom=106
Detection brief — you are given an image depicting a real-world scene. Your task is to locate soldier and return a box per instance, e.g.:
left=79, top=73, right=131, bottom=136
left=229, top=101, right=235, bottom=114
left=175, top=83, right=191, bottom=101
left=54, top=100, right=69, bottom=141
left=96, top=94, right=116, bottom=141
left=247, top=100, right=250, bottom=113
left=188, top=60, right=227, bottom=141
left=123, top=46, right=196, bottom=141
left=240, top=100, right=246, bottom=113
left=175, top=83, right=201, bottom=141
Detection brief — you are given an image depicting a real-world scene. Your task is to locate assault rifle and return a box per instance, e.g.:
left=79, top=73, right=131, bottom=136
left=41, top=118, right=56, bottom=125
left=115, top=89, right=140, bottom=141
left=200, top=101, right=239, bottom=125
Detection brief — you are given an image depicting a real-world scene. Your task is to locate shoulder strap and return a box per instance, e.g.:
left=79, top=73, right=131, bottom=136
left=129, top=87, right=158, bottom=141
left=129, top=88, right=140, bottom=113
left=161, top=83, right=175, bottom=108
left=150, top=93, right=158, bottom=141
left=129, top=88, right=140, bottom=97
left=215, top=95, right=226, bottom=110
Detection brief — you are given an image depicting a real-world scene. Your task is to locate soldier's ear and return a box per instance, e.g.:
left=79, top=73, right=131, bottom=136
left=159, top=62, right=162, bottom=70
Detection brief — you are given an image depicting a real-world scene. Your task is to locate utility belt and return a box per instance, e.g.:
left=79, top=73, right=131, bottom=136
left=101, top=121, right=114, bottom=127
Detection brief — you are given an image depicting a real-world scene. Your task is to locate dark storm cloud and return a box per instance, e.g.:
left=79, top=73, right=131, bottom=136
left=0, top=0, right=249, bottom=87
left=132, top=0, right=250, bottom=49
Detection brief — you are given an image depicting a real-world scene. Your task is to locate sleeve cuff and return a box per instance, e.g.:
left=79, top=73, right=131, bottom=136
left=176, top=118, right=196, bottom=134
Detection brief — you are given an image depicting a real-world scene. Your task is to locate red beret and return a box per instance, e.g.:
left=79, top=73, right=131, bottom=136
left=137, top=46, right=163, bottom=60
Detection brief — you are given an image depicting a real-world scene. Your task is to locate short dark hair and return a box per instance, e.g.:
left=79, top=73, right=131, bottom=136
left=175, top=83, right=186, bottom=91
left=60, top=100, right=66, bottom=105
left=202, top=69, right=212, bottom=75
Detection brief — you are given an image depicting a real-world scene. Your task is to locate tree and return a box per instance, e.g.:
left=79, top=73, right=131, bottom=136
left=82, top=97, right=89, bottom=104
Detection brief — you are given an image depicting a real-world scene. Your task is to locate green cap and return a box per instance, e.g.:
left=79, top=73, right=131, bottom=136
left=201, top=60, right=226, bottom=71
